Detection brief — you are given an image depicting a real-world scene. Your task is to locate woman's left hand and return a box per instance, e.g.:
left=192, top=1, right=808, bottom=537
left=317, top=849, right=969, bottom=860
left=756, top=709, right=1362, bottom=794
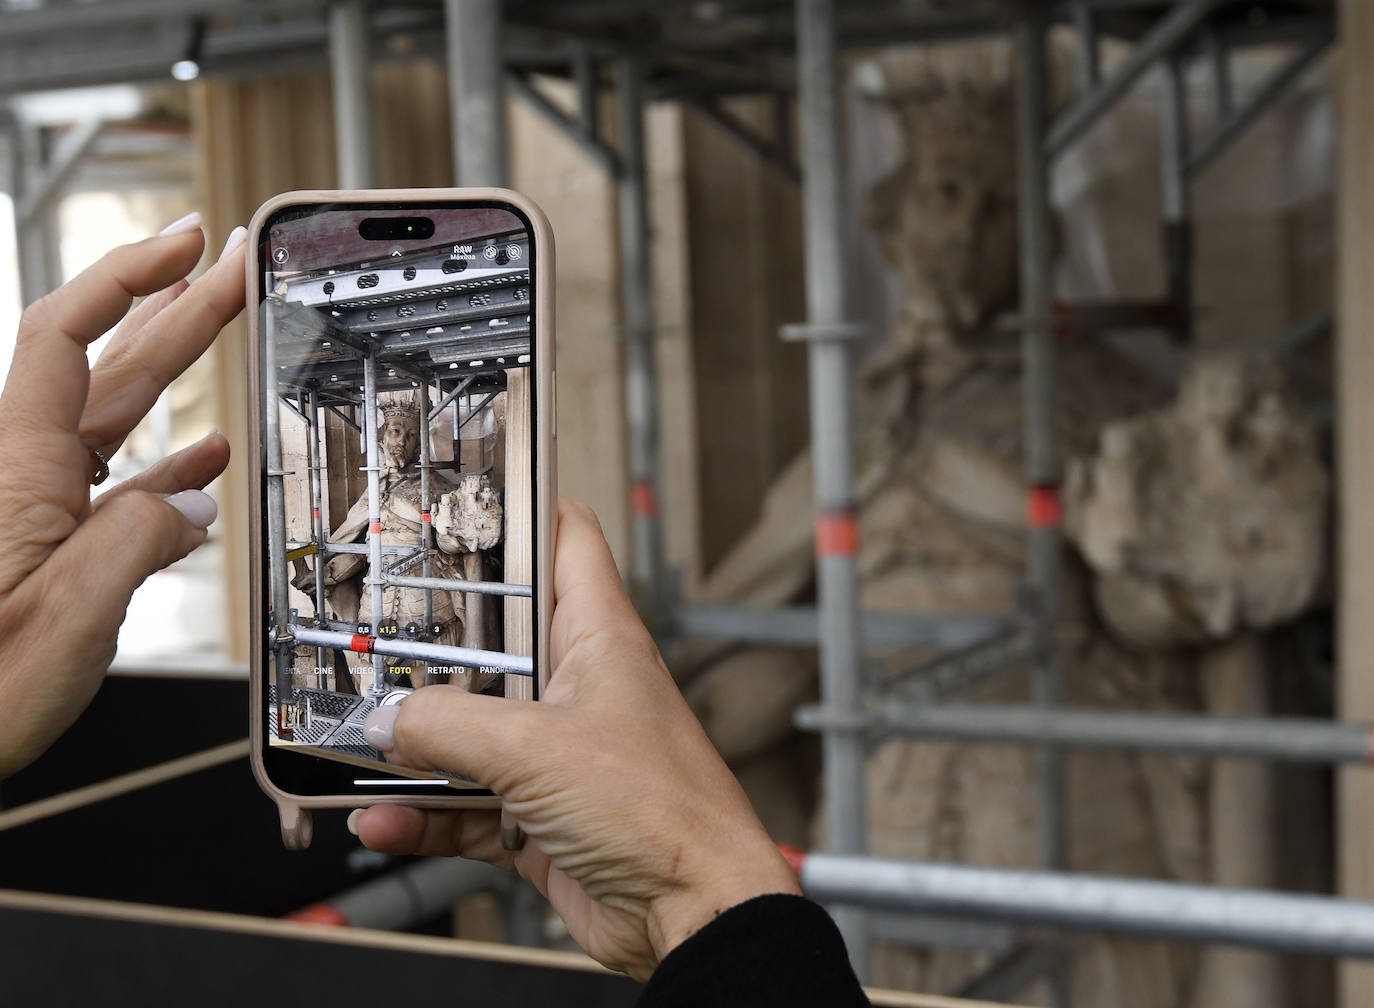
left=0, top=215, right=246, bottom=779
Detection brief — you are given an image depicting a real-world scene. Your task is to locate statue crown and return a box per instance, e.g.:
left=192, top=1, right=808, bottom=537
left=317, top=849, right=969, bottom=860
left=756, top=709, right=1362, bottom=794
left=379, top=395, right=419, bottom=422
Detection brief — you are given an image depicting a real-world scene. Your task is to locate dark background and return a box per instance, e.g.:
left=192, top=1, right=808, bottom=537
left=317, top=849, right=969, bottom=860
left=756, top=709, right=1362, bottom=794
left=0, top=675, right=637, bottom=1006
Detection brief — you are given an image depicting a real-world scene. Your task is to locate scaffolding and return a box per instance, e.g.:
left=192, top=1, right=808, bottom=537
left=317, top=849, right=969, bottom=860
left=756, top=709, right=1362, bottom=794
left=0, top=0, right=1360, bottom=1002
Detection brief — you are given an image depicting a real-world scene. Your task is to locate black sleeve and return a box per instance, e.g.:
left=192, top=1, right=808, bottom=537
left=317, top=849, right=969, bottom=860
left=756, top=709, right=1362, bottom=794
left=634, top=894, right=870, bottom=1008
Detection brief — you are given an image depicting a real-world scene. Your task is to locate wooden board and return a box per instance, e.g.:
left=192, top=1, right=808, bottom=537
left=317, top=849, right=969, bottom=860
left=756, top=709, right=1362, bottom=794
left=1338, top=3, right=1374, bottom=1004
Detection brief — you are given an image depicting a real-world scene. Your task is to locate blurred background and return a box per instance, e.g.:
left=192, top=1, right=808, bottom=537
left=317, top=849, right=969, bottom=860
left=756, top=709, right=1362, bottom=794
left=0, top=1, right=1363, bottom=1006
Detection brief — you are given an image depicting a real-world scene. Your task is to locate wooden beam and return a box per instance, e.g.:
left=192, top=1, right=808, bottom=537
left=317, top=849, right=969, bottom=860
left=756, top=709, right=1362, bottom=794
left=1339, top=1, right=1374, bottom=1004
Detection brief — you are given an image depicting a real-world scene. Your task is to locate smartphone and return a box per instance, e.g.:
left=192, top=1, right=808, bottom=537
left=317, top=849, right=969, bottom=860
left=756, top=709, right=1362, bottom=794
left=246, top=189, right=555, bottom=848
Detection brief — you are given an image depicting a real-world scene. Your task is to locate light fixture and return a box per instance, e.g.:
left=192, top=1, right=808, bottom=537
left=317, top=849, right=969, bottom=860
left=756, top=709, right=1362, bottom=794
left=172, top=18, right=207, bottom=82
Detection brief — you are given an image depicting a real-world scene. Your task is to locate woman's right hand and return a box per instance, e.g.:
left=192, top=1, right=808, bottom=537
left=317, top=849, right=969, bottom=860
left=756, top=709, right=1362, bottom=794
left=355, top=499, right=800, bottom=980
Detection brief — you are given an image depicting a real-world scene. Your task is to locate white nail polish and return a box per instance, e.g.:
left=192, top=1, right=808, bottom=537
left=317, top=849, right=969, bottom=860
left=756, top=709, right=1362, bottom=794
left=158, top=211, right=203, bottom=237
left=165, top=489, right=217, bottom=529
left=219, top=225, right=247, bottom=261
left=346, top=809, right=363, bottom=836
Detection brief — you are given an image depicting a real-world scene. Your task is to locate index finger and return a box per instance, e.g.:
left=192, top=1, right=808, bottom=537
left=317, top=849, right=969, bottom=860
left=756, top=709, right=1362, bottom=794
left=81, top=233, right=245, bottom=456
left=3, top=227, right=205, bottom=437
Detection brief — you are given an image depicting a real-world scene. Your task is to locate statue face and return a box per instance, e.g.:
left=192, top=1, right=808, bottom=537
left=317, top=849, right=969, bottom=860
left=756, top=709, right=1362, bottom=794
left=379, top=412, right=420, bottom=474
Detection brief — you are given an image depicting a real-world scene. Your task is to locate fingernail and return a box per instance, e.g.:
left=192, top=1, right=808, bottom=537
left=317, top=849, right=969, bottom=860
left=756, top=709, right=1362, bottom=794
left=219, top=225, right=247, bottom=261
left=158, top=211, right=203, bottom=237
left=346, top=809, right=363, bottom=836
left=362, top=706, right=399, bottom=751
left=165, top=489, right=217, bottom=529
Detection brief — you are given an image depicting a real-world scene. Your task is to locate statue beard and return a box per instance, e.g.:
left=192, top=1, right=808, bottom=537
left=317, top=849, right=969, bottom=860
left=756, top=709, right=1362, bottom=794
left=380, top=443, right=414, bottom=475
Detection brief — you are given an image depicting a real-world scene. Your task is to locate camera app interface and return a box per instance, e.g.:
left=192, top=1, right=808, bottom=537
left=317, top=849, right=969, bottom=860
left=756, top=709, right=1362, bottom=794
left=260, top=204, right=534, bottom=785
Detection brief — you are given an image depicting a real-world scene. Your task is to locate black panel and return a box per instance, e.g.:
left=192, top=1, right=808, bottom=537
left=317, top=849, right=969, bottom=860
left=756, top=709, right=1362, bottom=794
left=0, top=905, right=639, bottom=1008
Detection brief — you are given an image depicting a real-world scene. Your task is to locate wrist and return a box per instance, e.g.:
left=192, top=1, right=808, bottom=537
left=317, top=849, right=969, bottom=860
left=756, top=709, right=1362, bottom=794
left=645, top=834, right=802, bottom=965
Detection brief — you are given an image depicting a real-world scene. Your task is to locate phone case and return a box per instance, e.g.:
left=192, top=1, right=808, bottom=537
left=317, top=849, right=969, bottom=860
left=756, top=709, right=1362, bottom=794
left=246, top=188, right=556, bottom=850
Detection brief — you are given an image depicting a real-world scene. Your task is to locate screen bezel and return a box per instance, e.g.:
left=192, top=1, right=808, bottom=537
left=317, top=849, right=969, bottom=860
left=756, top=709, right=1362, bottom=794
left=255, top=197, right=540, bottom=799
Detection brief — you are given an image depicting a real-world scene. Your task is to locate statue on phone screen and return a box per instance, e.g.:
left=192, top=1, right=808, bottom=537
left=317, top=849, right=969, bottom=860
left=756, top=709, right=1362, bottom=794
left=291, top=396, right=503, bottom=693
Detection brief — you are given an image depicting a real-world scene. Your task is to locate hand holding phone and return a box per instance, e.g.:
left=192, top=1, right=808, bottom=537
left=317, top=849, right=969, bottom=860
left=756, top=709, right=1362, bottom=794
left=248, top=190, right=555, bottom=847
left=354, top=500, right=803, bottom=982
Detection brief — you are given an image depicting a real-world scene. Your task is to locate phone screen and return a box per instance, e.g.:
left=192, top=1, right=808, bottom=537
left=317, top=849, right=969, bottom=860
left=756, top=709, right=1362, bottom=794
left=256, top=200, right=537, bottom=794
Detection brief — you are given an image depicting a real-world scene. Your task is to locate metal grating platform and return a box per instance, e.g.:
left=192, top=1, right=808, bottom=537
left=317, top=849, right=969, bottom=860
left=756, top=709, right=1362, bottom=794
left=269, top=684, right=385, bottom=759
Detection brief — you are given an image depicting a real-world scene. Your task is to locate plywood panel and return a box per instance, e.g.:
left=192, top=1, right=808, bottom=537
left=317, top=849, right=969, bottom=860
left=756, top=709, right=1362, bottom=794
left=679, top=98, right=810, bottom=575
left=191, top=62, right=458, bottom=660
left=507, top=77, right=629, bottom=565
left=1338, top=3, right=1374, bottom=1004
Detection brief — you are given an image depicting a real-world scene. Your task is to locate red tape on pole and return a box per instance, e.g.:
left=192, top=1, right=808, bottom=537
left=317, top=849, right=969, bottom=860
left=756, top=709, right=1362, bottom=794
left=1053, top=299, right=1070, bottom=340
left=632, top=481, right=658, bottom=518
left=349, top=634, right=375, bottom=654
left=815, top=512, right=857, bottom=556
left=421, top=510, right=431, bottom=524
left=1027, top=485, right=1061, bottom=528
left=777, top=844, right=806, bottom=877
left=369, top=521, right=382, bottom=535
left=287, top=904, right=349, bottom=926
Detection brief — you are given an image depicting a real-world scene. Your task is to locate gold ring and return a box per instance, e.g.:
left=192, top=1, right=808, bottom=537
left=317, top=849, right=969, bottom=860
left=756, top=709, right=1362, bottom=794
left=90, top=448, right=110, bottom=487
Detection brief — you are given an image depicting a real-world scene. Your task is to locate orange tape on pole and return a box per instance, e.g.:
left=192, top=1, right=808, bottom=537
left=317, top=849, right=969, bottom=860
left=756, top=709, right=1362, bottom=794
left=369, top=521, right=382, bottom=535
left=349, top=634, right=375, bottom=654
left=777, top=844, right=807, bottom=877
left=1027, top=485, right=1061, bottom=528
left=287, top=904, right=349, bottom=926
left=632, top=480, right=658, bottom=518
left=815, top=512, right=857, bottom=556
left=1053, top=299, right=1070, bottom=340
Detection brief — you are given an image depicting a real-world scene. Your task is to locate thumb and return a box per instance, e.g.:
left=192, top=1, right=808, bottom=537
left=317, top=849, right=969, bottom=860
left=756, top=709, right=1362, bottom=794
left=38, top=488, right=215, bottom=640
left=363, top=686, right=547, bottom=795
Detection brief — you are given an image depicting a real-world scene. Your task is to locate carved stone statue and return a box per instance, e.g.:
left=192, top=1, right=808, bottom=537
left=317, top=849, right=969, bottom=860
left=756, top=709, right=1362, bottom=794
left=292, top=397, right=503, bottom=692
left=1061, top=355, right=1328, bottom=1008
left=1064, top=355, right=1327, bottom=648
left=678, top=41, right=1328, bottom=1006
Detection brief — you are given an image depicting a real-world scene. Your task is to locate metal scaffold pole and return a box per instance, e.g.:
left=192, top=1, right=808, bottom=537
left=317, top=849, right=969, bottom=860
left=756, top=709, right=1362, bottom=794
left=616, top=52, right=665, bottom=623
left=419, top=380, right=435, bottom=685
left=791, top=0, right=868, bottom=979
left=329, top=0, right=375, bottom=189
left=306, top=387, right=328, bottom=688
left=290, top=624, right=534, bottom=675
left=1158, top=53, right=1192, bottom=343
left=800, top=854, right=1374, bottom=960
left=445, top=0, right=508, bottom=188
left=1016, top=11, right=1068, bottom=1005
left=363, top=350, right=387, bottom=698
left=263, top=298, right=297, bottom=725
left=801, top=700, right=1374, bottom=766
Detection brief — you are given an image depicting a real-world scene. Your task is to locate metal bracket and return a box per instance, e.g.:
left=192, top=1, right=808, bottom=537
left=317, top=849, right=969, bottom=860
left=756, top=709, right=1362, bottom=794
left=779, top=321, right=868, bottom=343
